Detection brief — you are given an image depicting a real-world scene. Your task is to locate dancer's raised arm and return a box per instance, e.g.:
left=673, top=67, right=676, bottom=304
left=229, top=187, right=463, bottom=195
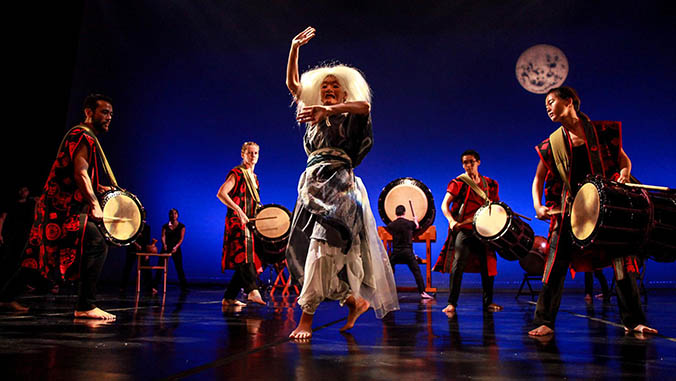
left=286, top=26, right=316, bottom=99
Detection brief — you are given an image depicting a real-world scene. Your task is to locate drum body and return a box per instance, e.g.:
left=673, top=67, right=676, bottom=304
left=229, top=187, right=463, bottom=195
left=378, top=177, right=435, bottom=233
left=518, top=235, right=548, bottom=275
left=473, top=201, right=534, bottom=261
left=98, top=189, right=145, bottom=246
left=571, top=176, right=676, bottom=262
left=251, top=204, right=291, bottom=264
left=648, top=191, right=676, bottom=262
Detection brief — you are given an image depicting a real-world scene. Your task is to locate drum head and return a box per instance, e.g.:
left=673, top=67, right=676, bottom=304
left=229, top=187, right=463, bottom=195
left=254, top=205, right=291, bottom=240
left=571, top=182, right=600, bottom=241
left=474, top=203, right=508, bottom=239
left=378, top=178, right=435, bottom=232
left=102, top=192, right=143, bottom=241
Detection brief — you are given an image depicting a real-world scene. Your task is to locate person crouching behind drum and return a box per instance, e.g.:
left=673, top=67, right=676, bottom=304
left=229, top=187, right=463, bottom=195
left=0, top=94, right=116, bottom=320
left=386, top=205, right=433, bottom=300
left=217, top=142, right=265, bottom=306
left=529, top=86, right=656, bottom=336
left=433, top=150, right=503, bottom=316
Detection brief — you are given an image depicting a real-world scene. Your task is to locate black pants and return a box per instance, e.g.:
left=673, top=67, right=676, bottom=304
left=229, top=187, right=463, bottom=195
left=76, top=221, right=109, bottom=311
left=120, top=250, right=152, bottom=291
left=155, top=248, right=187, bottom=289
left=223, top=262, right=258, bottom=300
left=0, top=221, right=108, bottom=311
left=447, top=230, right=495, bottom=308
left=584, top=270, right=609, bottom=297
left=390, top=248, right=425, bottom=294
left=534, top=218, right=646, bottom=329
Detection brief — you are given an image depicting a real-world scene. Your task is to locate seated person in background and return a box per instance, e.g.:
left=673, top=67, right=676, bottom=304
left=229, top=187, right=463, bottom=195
left=386, top=205, right=433, bottom=300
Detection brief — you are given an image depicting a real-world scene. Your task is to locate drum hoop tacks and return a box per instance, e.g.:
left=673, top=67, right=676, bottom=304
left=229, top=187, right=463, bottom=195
left=377, top=177, right=436, bottom=233
left=473, top=201, right=511, bottom=240
left=251, top=203, right=292, bottom=245
left=98, top=188, right=146, bottom=247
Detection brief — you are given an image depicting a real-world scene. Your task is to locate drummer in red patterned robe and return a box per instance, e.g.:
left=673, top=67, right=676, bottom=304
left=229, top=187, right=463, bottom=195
left=434, top=150, right=503, bottom=316
left=529, top=86, right=656, bottom=336
left=0, top=94, right=116, bottom=320
left=217, top=142, right=265, bottom=306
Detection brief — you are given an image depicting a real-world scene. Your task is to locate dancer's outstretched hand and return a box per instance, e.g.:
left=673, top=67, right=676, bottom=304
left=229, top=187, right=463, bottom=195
left=292, top=26, right=315, bottom=48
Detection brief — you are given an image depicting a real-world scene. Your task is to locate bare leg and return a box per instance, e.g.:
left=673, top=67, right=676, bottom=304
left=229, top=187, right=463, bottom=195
left=247, top=289, right=266, bottom=305
left=290, top=311, right=314, bottom=339
left=74, top=307, right=116, bottom=320
left=340, top=296, right=369, bottom=332
left=529, top=325, right=554, bottom=336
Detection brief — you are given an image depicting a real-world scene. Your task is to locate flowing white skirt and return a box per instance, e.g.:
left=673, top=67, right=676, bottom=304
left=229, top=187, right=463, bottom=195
left=297, top=177, right=399, bottom=318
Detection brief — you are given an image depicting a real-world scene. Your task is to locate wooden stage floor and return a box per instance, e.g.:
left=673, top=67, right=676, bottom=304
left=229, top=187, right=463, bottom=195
left=1, top=286, right=675, bottom=380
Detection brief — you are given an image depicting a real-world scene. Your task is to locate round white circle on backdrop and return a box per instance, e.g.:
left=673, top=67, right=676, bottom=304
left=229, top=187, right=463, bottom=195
left=515, top=44, right=568, bottom=94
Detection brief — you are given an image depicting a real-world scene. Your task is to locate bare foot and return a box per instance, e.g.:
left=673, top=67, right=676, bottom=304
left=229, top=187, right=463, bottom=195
left=74, top=307, right=116, bottom=320
left=340, top=296, right=369, bottom=332
left=625, top=324, right=658, bottom=334
left=442, top=304, right=455, bottom=316
left=289, top=312, right=314, bottom=339
left=486, top=303, right=503, bottom=311
left=247, top=289, right=266, bottom=305
left=529, top=325, right=554, bottom=336
left=0, top=301, right=29, bottom=312
left=222, top=298, right=246, bottom=307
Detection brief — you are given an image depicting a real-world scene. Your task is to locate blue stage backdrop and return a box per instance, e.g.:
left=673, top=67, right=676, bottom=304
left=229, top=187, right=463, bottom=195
left=62, top=2, right=674, bottom=286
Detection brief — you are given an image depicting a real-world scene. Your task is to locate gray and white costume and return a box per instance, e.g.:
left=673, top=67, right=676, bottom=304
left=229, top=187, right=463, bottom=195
left=285, top=112, right=399, bottom=318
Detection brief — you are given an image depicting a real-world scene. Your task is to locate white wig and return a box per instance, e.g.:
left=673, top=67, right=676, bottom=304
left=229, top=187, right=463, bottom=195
left=296, top=64, right=372, bottom=115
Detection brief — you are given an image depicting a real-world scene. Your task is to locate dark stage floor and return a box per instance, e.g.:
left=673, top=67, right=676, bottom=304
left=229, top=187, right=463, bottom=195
left=1, top=286, right=675, bottom=380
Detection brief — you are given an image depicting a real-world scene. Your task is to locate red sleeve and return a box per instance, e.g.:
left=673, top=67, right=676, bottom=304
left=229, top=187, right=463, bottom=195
left=66, top=128, right=95, bottom=162
left=447, top=179, right=463, bottom=197
left=492, top=179, right=499, bottom=201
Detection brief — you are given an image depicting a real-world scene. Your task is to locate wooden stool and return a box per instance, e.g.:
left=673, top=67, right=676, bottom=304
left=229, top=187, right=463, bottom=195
left=270, top=260, right=299, bottom=297
left=136, top=252, right=172, bottom=294
left=516, top=274, right=541, bottom=300
left=378, top=225, right=437, bottom=293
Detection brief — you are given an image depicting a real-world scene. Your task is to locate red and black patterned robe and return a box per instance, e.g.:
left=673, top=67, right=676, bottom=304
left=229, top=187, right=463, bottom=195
left=535, top=120, right=640, bottom=282
left=221, top=166, right=262, bottom=273
left=21, top=125, right=101, bottom=283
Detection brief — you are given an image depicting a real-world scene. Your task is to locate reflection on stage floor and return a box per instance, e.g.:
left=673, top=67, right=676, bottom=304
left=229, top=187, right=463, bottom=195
left=1, top=286, right=675, bottom=380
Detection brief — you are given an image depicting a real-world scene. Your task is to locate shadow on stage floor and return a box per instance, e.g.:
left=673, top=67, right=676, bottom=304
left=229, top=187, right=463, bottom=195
left=1, top=286, right=675, bottom=380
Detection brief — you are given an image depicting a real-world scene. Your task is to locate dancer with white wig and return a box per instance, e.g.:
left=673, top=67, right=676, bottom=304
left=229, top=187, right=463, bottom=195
left=285, top=26, right=399, bottom=339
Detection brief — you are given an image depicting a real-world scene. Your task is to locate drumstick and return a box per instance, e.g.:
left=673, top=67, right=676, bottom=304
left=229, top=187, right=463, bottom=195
left=249, top=216, right=278, bottom=222
left=103, top=217, right=133, bottom=222
left=534, top=208, right=561, bottom=221
left=624, top=183, right=671, bottom=191
left=408, top=200, right=417, bottom=219
left=512, top=211, right=532, bottom=221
